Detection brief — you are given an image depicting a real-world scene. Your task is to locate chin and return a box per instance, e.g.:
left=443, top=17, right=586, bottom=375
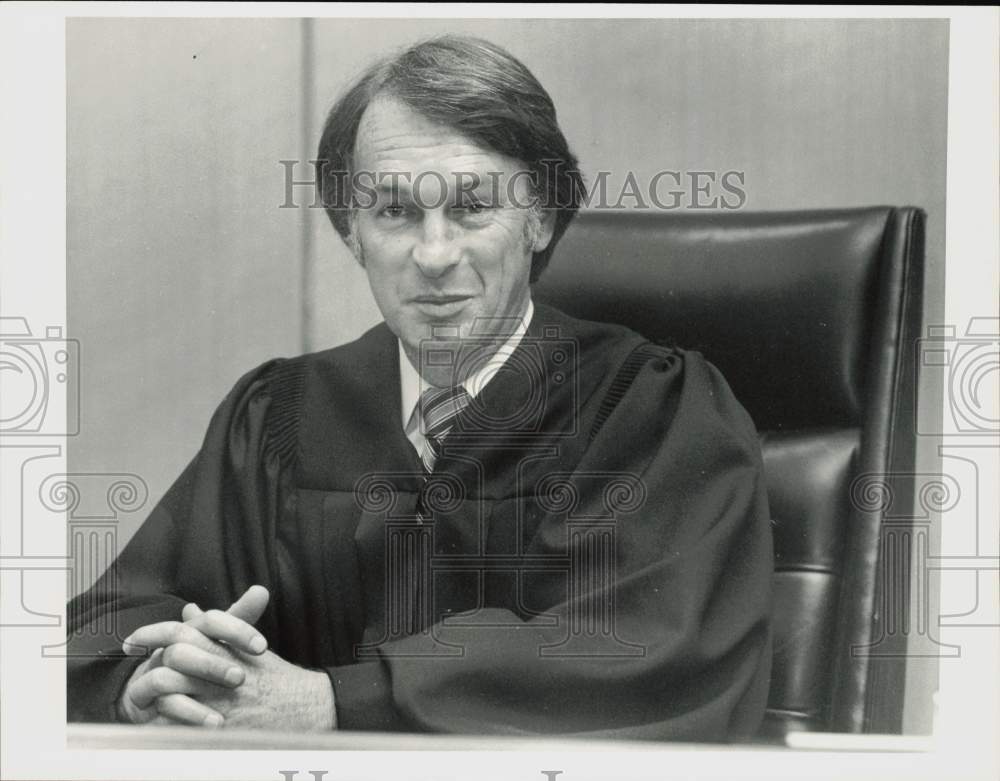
left=413, top=311, right=476, bottom=337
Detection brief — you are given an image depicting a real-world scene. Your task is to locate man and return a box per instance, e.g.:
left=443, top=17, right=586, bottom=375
left=68, top=35, right=773, bottom=741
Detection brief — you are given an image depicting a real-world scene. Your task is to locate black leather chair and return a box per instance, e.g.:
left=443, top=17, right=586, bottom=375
left=534, top=206, right=927, bottom=737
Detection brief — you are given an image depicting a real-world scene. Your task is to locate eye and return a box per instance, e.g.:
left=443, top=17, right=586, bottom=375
left=456, top=200, right=495, bottom=217
left=379, top=204, right=407, bottom=219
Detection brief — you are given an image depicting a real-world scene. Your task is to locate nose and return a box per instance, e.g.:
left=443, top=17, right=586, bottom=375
left=412, top=212, right=461, bottom=278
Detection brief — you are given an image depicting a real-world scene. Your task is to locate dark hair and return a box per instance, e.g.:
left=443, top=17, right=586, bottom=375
left=316, top=35, right=585, bottom=283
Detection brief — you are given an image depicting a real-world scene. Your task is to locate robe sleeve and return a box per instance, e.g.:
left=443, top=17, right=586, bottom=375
left=66, top=358, right=298, bottom=722
left=326, top=347, right=774, bottom=741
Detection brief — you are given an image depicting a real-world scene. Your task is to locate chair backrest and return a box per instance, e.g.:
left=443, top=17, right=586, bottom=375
left=534, top=206, right=926, bottom=735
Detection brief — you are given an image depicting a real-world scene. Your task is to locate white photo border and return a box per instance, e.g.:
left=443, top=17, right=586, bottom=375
left=0, top=3, right=996, bottom=780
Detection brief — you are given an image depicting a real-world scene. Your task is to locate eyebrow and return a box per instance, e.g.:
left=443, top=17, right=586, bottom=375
left=370, top=180, right=502, bottom=202
left=374, top=181, right=412, bottom=194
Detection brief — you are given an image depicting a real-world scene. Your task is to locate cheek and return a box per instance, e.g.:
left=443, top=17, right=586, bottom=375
left=470, top=220, right=531, bottom=268
left=359, top=232, right=408, bottom=278
left=361, top=251, right=406, bottom=310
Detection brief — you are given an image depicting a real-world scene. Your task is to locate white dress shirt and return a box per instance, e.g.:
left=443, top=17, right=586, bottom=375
left=399, top=298, right=534, bottom=456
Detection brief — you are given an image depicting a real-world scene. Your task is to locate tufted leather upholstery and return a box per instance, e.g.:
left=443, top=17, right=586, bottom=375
left=534, top=206, right=926, bottom=736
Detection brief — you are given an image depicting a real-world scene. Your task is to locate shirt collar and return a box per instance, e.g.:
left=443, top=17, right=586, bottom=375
left=399, top=298, right=534, bottom=430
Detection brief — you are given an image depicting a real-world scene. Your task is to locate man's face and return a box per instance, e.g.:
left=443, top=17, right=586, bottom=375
left=349, top=95, right=554, bottom=381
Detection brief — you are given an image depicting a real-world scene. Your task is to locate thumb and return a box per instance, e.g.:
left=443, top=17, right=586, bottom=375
left=181, top=584, right=270, bottom=625
left=226, top=584, right=270, bottom=625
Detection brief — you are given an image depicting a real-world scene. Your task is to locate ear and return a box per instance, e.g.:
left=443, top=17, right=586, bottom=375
left=531, top=208, right=557, bottom=253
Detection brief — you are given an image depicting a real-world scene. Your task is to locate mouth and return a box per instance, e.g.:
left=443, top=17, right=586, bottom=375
left=411, top=294, right=474, bottom=304
left=410, top=294, right=474, bottom=317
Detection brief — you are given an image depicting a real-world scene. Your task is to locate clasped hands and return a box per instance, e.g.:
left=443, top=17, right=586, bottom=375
left=118, top=585, right=334, bottom=731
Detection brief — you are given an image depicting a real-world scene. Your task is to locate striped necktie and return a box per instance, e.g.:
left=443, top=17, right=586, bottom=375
left=418, top=385, right=471, bottom=475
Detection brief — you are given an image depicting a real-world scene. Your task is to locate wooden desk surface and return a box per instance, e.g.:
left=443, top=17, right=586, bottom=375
left=66, top=723, right=722, bottom=751
left=66, top=724, right=931, bottom=753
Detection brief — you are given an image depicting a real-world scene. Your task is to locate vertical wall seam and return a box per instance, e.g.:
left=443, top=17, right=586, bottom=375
left=299, top=17, right=314, bottom=354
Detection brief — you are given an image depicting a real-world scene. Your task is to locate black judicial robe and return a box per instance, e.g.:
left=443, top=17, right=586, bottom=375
left=67, top=303, right=773, bottom=741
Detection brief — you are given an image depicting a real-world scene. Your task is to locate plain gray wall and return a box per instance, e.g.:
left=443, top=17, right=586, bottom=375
left=67, top=17, right=949, bottom=733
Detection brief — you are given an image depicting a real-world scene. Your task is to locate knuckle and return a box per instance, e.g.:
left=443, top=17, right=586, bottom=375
left=149, top=667, right=174, bottom=693
left=177, top=625, right=204, bottom=647
left=163, top=621, right=184, bottom=641
left=161, top=644, right=180, bottom=668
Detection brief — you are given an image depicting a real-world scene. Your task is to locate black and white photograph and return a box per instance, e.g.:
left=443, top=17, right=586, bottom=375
left=0, top=4, right=997, bottom=781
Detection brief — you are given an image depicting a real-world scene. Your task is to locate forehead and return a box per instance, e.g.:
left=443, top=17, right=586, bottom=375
left=353, top=94, right=526, bottom=176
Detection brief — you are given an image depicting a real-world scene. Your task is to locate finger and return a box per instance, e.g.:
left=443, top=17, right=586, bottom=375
left=122, top=622, right=218, bottom=656
left=119, top=686, right=159, bottom=725
left=181, top=585, right=268, bottom=625
left=128, top=665, right=215, bottom=710
left=125, top=703, right=159, bottom=724
left=117, top=658, right=157, bottom=724
left=186, top=609, right=268, bottom=655
left=145, top=647, right=165, bottom=669
left=160, top=642, right=245, bottom=687
left=155, top=693, right=224, bottom=728
left=226, top=585, right=270, bottom=625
